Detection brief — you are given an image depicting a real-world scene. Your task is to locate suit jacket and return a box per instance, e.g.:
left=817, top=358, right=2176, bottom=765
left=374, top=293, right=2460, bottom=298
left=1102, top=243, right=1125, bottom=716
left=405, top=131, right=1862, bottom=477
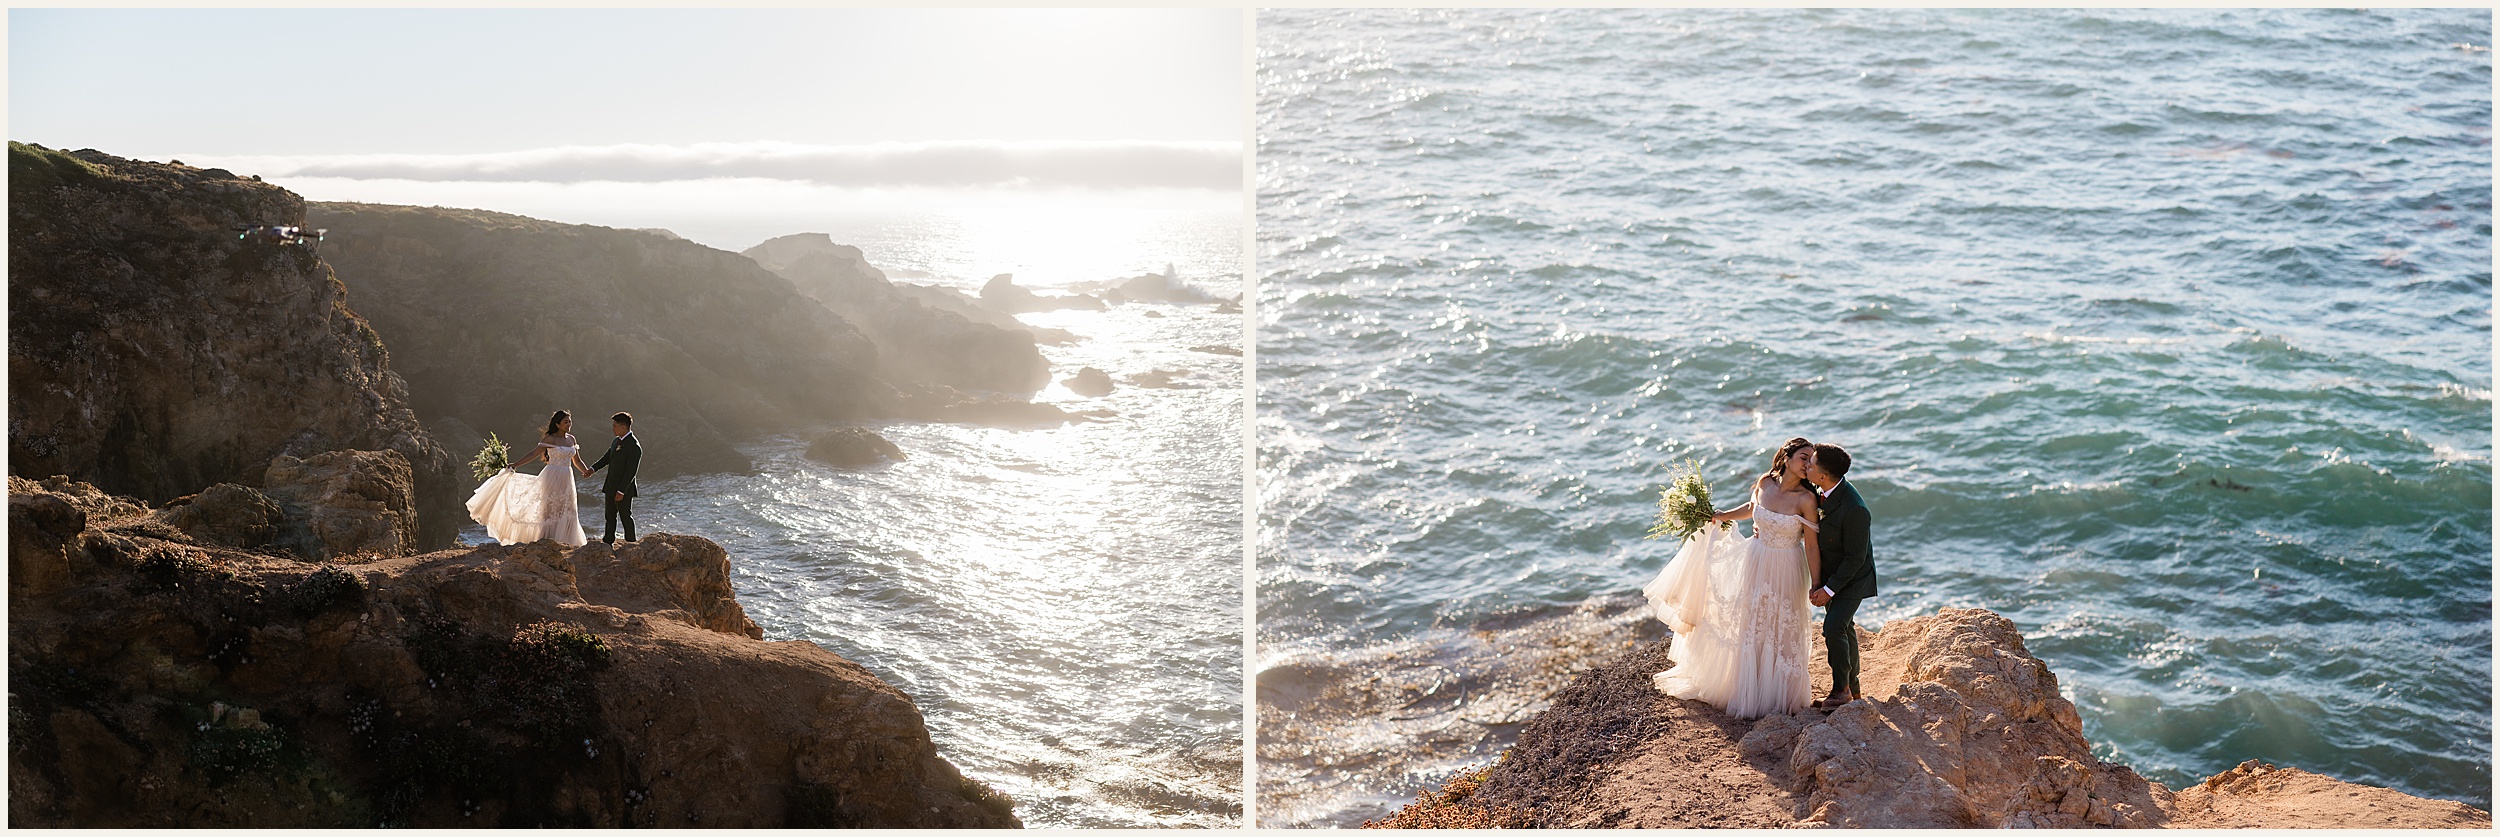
left=1815, top=479, right=1878, bottom=600
left=591, top=433, right=641, bottom=498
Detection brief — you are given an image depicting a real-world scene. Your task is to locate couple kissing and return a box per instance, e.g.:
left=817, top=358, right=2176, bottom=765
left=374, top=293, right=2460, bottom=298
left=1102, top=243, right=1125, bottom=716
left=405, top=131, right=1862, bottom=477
left=1643, top=438, right=1878, bottom=718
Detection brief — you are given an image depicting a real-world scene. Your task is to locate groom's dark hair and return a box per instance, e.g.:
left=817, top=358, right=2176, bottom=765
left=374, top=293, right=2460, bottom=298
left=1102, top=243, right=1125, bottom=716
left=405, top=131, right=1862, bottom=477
left=611, top=412, right=632, bottom=426
left=1812, top=443, right=1852, bottom=478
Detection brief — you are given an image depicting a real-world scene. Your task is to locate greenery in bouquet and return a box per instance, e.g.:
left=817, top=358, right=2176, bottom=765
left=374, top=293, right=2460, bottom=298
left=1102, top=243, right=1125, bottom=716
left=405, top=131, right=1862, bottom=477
left=470, top=433, right=512, bottom=481
left=1645, top=460, right=1724, bottom=541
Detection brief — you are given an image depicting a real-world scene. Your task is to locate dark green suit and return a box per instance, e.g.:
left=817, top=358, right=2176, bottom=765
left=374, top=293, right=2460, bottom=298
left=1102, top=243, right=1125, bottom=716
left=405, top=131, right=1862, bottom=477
left=588, top=432, right=641, bottom=543
left=1815, top=479, right=1877, bottom=697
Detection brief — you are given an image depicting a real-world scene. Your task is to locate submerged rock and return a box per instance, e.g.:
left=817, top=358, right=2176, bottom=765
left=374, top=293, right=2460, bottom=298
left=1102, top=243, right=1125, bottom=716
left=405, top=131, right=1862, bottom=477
left=895, top=385, right=1084, bottom=429
left=5, top=477, right=1018, bottom=828
left=1128, top=369, right=1192, bottom=390
left=805, top=427, right=906, bottom=468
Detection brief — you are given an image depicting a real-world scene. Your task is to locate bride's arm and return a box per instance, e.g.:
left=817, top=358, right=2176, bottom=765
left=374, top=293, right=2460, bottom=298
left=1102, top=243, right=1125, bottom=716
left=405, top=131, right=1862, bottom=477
left=1710, top=476, right=1768, bottom=525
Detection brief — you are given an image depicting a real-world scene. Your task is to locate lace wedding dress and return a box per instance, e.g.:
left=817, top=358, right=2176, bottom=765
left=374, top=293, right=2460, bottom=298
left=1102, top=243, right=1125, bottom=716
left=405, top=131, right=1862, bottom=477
left=1643, top=483, right=1815, bottom=718
left=466, top=444, right=590, bottom=547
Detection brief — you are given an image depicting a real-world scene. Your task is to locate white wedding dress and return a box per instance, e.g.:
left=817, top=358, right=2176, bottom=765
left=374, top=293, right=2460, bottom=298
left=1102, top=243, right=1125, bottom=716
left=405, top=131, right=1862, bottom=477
left=466, top=443, right=589, bottom=547
left=1644, top=483, right=1815, bottom=718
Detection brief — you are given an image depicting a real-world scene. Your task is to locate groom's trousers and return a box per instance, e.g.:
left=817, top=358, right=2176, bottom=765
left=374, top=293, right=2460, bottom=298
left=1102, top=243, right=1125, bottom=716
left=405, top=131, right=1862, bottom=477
left=1823, top=594, right=1865, bottom=697
left=603, top=494, right=635, bottom=543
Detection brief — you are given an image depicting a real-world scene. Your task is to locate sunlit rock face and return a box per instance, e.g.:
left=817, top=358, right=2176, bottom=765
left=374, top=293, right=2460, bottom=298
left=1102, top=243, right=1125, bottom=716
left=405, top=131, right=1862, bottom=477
left=5, top=476, right=1019, bottom=828
left=1431, top=607, right=2490, bottom=829
left=7, top=143, right=465, bottom=549
left=306, top=203, right=896, bottom=479
left=742, top=233, right=1050, bottom=393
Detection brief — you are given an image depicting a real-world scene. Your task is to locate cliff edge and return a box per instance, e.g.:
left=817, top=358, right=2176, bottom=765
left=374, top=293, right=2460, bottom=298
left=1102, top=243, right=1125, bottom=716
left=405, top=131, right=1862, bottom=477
left=7, top=143, right=464, bottom=549
left=7, top=475, right=1018, bottom=827
left=1371, top=607, right=2487, bottom=829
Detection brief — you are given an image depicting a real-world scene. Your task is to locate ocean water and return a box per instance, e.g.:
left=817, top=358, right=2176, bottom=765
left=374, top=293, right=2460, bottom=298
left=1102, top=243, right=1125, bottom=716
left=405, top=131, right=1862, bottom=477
left=463, top=211, right=1244, bottom=827
left=1256, top=7, right=2491, bottom=826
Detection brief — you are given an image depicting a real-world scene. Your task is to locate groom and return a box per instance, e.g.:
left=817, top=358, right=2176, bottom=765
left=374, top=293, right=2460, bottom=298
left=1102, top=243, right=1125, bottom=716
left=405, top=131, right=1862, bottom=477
left=587, top=411, right=641, bottom=545
left=1805, top=443, right=1877, bottom=710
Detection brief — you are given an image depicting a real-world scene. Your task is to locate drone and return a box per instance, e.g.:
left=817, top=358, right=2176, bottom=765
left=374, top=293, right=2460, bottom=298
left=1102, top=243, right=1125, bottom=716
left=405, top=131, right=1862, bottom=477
left=233, top=225, right=326, bottom=251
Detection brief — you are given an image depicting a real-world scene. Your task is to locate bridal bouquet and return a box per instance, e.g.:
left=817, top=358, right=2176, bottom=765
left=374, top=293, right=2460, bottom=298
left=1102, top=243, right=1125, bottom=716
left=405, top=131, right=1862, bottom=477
left=470, top=433, right=511, bottom=481
left=1645, top=460, right=1722, bottom=542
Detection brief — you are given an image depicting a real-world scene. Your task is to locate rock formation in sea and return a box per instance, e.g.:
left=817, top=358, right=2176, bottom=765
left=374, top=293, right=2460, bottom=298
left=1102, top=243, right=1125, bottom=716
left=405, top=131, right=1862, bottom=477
left=6, top=143, right=466, bottom=550
left=804, top=427, right=906, bottom=468
left=738, top=233, right=1050, bottom=393
left=1064, top=367, right=1115, bottom=397
left=1103, top=270, right=1220, bottom=305
left=1366, top=607, right=2489, bottom=829
left=980, top=273, right=1107, bottom=314
left=6, top=475, right=1019, bottom=828
left=305, top=203, right=895, bottom=480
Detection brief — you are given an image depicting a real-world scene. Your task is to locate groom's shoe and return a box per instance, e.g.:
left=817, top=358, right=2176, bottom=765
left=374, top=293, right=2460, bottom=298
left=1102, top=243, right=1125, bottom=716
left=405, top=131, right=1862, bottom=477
left=1814, top=692, right=1857, bottom=711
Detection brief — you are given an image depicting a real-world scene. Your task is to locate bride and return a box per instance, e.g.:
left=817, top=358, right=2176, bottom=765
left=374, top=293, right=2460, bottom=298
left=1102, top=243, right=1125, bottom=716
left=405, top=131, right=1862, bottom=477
left=466, top=410, right=593, bottom=547
left=1643, top=437, right=1821, bottom=718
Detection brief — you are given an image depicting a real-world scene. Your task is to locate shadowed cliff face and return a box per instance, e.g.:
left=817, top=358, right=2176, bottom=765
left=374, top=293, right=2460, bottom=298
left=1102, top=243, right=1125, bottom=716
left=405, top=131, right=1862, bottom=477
left=741, top=233, right=1050, bottom=394
left=306, top=203, right=896, bottom=479
left=6, top=143, right=465, bottom=550
left=7, top=476, right=1019, bottom=828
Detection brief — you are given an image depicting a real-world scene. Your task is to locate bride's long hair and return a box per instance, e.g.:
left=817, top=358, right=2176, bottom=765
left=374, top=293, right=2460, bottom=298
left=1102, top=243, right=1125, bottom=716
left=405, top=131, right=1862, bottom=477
left=544, top=410, right=570, bottom=437
left=1764, top=436, right=1813, bottom=485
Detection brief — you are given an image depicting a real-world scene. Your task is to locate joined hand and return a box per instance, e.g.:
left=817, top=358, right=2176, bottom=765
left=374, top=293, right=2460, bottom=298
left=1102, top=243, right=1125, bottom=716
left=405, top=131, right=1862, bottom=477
left=1810, top=589, right=1832, bottom=607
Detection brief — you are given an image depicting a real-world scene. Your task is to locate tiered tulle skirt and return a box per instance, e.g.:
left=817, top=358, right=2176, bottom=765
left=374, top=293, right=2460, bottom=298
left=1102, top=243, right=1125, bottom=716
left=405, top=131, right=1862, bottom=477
left=1642, top=525, right=1813, bottom=718
left=466, top=466, right=587, bottom=547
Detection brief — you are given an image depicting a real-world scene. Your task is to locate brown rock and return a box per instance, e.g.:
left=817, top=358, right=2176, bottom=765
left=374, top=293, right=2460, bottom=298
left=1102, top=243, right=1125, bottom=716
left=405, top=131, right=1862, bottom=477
left=261, top=450, right=418, bottom=561
left=1435, top=606, right=2488, bottom=830
left=10, top=479, right=89, bottom=598
left=4, top=477, right=1014, bottom=828
left=574, top=535, right=763, bottom=639
left=7, top=143, right=465, bottom=549
left=155, top=483, right=284, bottom=549
left=2167, top=760, right=2490, bottom=828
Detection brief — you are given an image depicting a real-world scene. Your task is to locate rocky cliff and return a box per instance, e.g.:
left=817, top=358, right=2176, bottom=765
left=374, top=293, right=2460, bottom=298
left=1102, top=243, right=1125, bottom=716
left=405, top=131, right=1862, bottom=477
left=7, top=475, right=1019, bottom=828
left=1369, top=608, right=2488, bottom=829
left=7, top=143, right=466, bottom=550
left=304, top=203, right=895, bottom=479
left=739, top=233, right=1048, bottom=393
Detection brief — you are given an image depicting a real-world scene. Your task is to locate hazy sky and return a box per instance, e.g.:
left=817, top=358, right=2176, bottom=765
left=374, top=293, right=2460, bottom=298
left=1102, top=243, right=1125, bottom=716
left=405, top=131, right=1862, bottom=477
left=9, top=8, right=1244, bottom=192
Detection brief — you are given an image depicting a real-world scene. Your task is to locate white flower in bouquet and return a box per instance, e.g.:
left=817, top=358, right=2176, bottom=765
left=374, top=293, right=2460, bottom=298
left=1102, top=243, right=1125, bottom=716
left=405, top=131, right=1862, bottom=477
left=1645, top=460, right=1724, bottom=542
left=470, top=433, right=512, bottom=481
